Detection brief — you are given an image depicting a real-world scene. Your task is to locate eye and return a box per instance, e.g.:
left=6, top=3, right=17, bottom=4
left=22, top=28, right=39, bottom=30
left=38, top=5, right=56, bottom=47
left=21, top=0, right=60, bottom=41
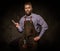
left=28, top=7, right=30, bottom=8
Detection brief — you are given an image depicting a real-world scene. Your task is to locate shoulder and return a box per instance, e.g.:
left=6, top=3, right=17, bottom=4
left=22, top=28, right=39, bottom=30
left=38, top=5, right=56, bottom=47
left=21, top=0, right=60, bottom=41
left=32, top=13, right=42, bottom=19
left=21, top=15, right=26, bottom=20
left=19, top=15, right=25, bottom=22
left=32, top=13, right=39, bottom=16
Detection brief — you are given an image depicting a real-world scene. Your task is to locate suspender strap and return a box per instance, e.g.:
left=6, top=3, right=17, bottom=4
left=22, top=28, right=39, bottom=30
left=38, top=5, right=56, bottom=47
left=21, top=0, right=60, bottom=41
left=24, top=16, right=32, bottom=22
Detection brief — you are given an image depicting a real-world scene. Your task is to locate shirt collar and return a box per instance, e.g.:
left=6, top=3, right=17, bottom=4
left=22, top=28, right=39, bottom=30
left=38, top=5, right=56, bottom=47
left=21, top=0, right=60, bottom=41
left=25, top=13, right=33, bottom=17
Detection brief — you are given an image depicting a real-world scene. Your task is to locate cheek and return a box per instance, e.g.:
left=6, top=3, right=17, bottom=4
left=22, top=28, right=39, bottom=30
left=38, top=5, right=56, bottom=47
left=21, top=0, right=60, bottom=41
left=29, top=9, right=31, bottom=11
left=25, top=9, right=27, bottom=12
left=29, top=8, right=32, bottom=11
left=24, top=8, right=32, bottom=12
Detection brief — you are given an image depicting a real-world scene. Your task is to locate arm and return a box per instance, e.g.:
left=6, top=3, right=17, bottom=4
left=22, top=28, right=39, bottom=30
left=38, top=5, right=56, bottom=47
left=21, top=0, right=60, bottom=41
left=37, top=15, right=48, bottom=38
left=17, top=18, right=24, bottom=32
left=12, top=18, right=23, bottom=32
left=34, top=15, right=48, bottom=41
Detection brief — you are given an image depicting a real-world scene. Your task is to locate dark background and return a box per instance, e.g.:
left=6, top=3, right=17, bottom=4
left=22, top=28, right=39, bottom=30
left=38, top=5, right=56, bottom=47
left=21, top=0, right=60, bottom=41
left=0, top=0, right=60, bottom=51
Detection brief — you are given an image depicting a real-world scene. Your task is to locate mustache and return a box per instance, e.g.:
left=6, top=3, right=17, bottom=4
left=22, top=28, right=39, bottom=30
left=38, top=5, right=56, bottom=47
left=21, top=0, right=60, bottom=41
left=25, top=12, right=31, bottom=16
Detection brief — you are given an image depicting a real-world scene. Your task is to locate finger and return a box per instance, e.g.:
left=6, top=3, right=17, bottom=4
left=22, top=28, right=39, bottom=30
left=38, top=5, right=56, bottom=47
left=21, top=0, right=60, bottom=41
left=34, top=38, right=36, bottom=40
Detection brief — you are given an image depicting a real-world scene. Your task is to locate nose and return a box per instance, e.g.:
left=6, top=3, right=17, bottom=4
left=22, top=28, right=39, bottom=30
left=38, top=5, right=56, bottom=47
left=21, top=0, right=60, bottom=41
left=26, top=9, right=29, bottom=11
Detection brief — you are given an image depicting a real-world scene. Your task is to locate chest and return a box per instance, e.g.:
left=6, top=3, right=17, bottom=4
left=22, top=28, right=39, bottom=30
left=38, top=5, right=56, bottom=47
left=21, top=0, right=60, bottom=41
left=24, top=17, right=37, bottom=25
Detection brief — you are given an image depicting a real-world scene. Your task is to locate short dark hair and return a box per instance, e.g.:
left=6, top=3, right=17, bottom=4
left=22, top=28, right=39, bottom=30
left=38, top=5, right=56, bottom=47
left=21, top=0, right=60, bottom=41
left=24, top=2, right=32, bottom=7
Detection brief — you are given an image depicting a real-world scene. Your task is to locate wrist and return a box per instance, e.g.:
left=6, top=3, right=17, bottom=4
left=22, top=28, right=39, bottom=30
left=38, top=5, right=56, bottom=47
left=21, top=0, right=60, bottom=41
left=17, top=26, right=20, bottom=29
left=38, top=35, right=40, bottom=38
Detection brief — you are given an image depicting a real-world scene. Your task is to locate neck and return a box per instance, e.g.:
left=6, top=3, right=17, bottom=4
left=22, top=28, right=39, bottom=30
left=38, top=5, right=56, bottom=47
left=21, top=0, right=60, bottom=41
left=26, top=13, right=31, bottom=16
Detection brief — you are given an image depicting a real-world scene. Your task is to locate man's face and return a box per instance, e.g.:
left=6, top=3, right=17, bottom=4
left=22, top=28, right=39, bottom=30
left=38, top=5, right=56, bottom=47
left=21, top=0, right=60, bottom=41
left=24, top=4, right=32, bottom=15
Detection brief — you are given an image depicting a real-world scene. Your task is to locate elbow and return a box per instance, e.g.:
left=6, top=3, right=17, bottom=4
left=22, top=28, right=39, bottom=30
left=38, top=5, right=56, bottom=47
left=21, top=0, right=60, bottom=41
left=45, top=24, right=48, bottom=30
left=42, top=24, right=48, bottom=30
left=45, top=22, right=48, bottom=30
left=18, top=29, right=23, bottom=32
left=17, top=26, right=23, bottom=32
left=46, top=23, right=48, bottom=29
left=18, top=29, right=23, bottom=33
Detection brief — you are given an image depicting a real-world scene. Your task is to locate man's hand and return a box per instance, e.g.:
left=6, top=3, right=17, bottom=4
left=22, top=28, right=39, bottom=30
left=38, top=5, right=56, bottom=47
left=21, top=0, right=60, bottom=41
left=34, top=36, right=40, bottom=41
left=12, top=20, right=20, bottom=28
left=15, top=23, right=20, bottom=28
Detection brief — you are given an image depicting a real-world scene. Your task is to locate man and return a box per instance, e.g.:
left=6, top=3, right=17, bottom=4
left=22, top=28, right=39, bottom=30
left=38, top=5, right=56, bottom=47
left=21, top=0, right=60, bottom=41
left=12, top=2, right=48, bottom=51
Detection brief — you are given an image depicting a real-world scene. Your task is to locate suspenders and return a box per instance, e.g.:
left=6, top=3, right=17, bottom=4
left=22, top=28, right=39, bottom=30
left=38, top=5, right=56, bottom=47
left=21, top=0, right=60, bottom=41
left=24, top=16, right=32, bottom=23
left=23, top=16, right=32, bottom=45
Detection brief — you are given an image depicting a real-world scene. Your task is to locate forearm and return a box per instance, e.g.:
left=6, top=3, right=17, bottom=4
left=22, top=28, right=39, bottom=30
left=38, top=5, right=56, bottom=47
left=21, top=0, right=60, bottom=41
left=39, top=26, right=48, bottom=38
left=39, top=28, right=45, bottom=38
left=17, top=26, right=23, bottom=32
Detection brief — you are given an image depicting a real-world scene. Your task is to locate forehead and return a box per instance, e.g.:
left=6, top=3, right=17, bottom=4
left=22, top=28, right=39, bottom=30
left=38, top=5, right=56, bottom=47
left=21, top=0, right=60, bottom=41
left=24, top=4, right=32, bottom=7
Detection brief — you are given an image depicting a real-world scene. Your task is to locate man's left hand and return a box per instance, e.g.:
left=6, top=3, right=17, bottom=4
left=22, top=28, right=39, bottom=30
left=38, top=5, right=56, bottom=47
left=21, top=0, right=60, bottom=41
left=34, top=36, right=40, bottom=41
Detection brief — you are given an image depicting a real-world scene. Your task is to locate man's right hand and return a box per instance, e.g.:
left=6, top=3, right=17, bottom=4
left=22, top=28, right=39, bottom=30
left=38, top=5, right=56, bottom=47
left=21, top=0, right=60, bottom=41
left=12, top=20, right=20, bottom=28
left=15, top=23, right=20, bottom=28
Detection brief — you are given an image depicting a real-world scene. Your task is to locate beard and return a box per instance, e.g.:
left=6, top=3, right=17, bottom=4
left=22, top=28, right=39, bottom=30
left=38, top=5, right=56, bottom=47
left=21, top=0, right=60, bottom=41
left=25, top=11, right=32, bottom=16
left=25, top=12, right=31, bottom=16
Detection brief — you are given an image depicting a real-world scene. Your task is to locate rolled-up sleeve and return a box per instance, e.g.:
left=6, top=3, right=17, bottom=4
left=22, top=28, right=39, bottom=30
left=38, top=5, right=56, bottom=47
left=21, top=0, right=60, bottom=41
left=37, top=15, right=48, bottom=38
